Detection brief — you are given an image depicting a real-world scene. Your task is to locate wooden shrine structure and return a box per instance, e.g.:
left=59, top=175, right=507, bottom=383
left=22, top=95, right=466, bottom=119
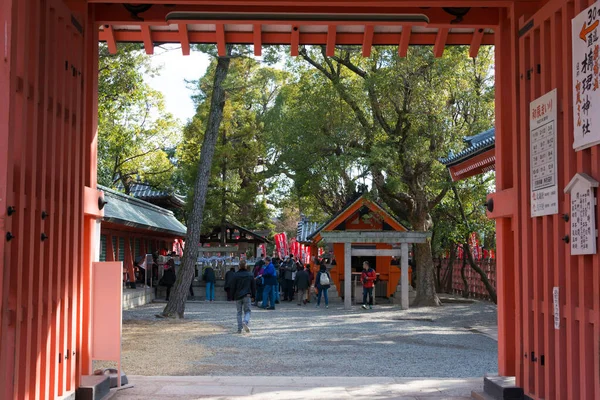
left=307, top=196, right=429, bottom=310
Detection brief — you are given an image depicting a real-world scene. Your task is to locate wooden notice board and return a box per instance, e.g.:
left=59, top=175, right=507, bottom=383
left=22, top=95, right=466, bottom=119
left=91, top=262, right=123, bottom=386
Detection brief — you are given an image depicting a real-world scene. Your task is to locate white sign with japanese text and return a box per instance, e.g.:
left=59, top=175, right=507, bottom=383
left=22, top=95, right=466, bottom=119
left=573, top=3, right=600, bottom=150
left=531, top=89, right=558, bottom=217
left=566, top=175, right=597, bottom=255
left=553, top=287, right=560, bottom=330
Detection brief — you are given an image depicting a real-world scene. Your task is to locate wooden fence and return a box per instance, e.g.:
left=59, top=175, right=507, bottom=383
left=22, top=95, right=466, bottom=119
left=437, top=258, right=497, bottom=301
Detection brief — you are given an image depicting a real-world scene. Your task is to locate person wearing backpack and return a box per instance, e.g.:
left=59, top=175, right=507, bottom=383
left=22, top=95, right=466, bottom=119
left=315, top=263, right=331, bottom=308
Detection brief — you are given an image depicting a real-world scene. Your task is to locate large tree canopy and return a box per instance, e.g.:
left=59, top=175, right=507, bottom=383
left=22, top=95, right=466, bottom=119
left=98, top=43, right=180, bottom=194
left=265, top=45, right=495, bottom=306
left=178, top=55, right=284, bottom=231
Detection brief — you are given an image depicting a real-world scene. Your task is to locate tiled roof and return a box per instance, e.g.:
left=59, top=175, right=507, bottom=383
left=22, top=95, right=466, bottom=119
left=127, top=183, right=186, bottom=207
left=297, top=216, right=320, bottom=243
left=440, top=127, right=495, bottom=166
left=99, top=185, right=187, bottom=237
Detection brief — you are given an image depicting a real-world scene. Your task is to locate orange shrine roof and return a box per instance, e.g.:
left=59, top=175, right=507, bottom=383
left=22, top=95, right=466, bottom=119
left=309, top=195, right=408, bottom=243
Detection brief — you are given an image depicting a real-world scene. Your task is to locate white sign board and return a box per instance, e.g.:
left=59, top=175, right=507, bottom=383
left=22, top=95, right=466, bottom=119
left=572, top=3, right=600, bottom=150
left=553, top=287, right=560, bottom=330
left=530, top=89, right=559, bottom=217
left=564, top=173, right=598, bottom=255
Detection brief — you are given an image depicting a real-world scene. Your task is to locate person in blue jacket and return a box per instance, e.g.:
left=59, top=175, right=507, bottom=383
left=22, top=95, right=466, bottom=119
left=261, top=257, right=277, bottom=310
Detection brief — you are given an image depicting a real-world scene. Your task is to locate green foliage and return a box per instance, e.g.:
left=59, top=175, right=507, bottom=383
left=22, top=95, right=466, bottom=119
left=265, top=45, right=495, bottom=232
left=97, top=43, right=180, bottom=194
left=178, top=50, right=283, bottom=232
left=431, top=174, right=496, bottom=257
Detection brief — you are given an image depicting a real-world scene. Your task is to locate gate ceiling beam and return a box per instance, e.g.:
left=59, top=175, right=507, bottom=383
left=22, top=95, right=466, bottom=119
left=433, top=27, right=449, bottom=57
left=253, top=24, right=262, bottom=55
left=326, top=24, right=336, bottom=56
left=86, top=0, right=515, bottom=7
left=103, top=25, right=118, bottom=54
left=290, top=25, right=299, bottom=56
left=215, top=23, right=226, bottom=55
left=398, top=27, right=411, bottom=57
left=178, top=23, right=190, bottom=55
left=469, top=27, right=484, bottom=57
left=362, top=25, right=374, bottom=57
left=99, top=30, right=495, bottom=49
left=140, top=25, right=154, bottom=54
left=93, top=4, right=500, bottom=28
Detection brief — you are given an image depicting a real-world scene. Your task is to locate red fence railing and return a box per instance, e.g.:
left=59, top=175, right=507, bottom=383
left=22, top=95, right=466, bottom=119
left=437, top=258, right=496, bottom=301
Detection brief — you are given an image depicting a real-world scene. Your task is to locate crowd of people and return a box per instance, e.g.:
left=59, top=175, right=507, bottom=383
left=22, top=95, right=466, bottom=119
left=152, top=252, right=379, bottom=334
left=249, top=254, right=332, bottom=310
left=227, top=257, right=377, bottom=333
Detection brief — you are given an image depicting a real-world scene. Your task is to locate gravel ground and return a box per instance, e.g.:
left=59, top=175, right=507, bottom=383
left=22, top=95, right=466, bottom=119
left=120, top=297, right=497, bottom=378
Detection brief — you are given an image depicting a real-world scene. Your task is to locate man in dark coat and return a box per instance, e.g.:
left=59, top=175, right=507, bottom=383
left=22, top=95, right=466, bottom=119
left=203, top=265, right=216, bottom=301
left=160, top=259, right=177, bottom=301
left=231, top=260, right=256, bottom=333
left=283, top=255, right=297, bottom=301
left=294, top=265, right=310, bottom=305
left=224, top=267, right=235, bottom=301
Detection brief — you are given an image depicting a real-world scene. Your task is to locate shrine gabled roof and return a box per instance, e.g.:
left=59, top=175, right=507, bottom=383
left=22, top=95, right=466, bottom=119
left=307, top=195, right=408, bottom=242
left=439, top=127, right=495, bottom=167
left=99, top=185, right=187, bottom=237
left=95, top=3, right=498, bottom=58
left=128, top=183, right=186, bottom=208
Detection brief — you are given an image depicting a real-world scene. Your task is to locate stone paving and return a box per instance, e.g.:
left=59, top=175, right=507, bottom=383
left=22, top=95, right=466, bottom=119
left=112, top=375, right=483, bottom=399
left=113, top=297, right=498, bottom=399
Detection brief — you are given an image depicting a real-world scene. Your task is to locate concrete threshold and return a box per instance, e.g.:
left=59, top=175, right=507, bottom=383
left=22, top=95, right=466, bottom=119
left=113, top=375, right=483, bottom=399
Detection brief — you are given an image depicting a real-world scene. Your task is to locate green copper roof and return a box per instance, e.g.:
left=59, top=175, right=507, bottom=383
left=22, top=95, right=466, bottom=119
left=99, top=185, right=187, bottom=237
left=440, top=128, right=495, bottom=167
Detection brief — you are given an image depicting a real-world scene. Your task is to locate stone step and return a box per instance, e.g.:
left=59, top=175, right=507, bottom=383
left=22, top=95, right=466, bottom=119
left=76, top=375, right=110, bottom=400
left=483, top=376, right=524, bottom=400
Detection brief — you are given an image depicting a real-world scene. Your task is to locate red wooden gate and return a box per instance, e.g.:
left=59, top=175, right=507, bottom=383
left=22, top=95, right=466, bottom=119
left=0, top=0, right=100, bottom=399
left=492, top=0, right=600, bottom=398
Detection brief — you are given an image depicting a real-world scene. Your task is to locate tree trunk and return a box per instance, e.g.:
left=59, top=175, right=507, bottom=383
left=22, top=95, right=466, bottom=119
left=161, top=47, right=232, bottom=318
left=411, top=211, right=441, bottom=307
left=464, top=241, right=497, bottom=304
left=460, top=256, right=469, bottom=298
left=412, top=240, right=442, bottom=306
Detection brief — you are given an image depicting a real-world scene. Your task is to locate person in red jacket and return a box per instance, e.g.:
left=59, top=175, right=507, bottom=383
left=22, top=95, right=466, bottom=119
left=361, top=261, right=377, bottom=310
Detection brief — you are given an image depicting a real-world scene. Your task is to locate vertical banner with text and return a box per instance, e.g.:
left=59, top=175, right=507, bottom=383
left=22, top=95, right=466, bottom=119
left=573, top=3, right=600, bottom=150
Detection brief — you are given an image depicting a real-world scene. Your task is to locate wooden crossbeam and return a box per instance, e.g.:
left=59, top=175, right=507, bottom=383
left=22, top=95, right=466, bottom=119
left=99, top=30, right=495, bottom=49
left=216, top=23, right=226, bottom=56
left=469, top=28, right=485, bottom=58
left=104, top=25, right=117, bottom=54
left=320, top=231, right=430, bottom=243
left=362, top=25, right=374, bottom=57
left=253, top=24, right=262, bottom=56
left=291, top=26, right=300, bottom=56
left=398, top=26, right=411, bottom=57
left=140, top=25, right=154, bottom=55
left=433, top=27, right=449, bottom=57
left=351, top=249, right=403, bottom=256
left=178, top=23, right=190, bottom=55
left=326, top=24, right=336, bottom=56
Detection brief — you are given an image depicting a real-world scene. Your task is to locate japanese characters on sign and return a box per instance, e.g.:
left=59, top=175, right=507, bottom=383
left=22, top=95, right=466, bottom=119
left=564, top=173, right=598, bottom=255
left=553, top=287, right=560, bottom=330
left=530, top=89, right=558, bottom=217
left=572, top=3, right=600, bottom=150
